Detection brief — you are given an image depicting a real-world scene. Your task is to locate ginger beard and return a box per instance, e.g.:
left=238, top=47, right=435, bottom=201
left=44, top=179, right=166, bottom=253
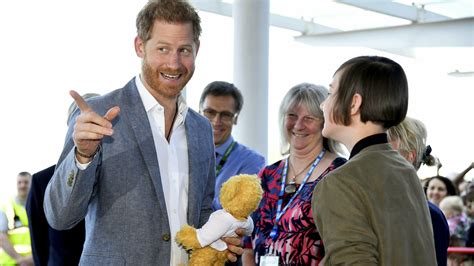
left=141, top=54, right=195, bottom=99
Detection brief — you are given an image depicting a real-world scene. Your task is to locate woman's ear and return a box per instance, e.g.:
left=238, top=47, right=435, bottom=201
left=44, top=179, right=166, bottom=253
left=350, top=93, right=363, bottom=115
left=407, top=150, right=416, bottom=165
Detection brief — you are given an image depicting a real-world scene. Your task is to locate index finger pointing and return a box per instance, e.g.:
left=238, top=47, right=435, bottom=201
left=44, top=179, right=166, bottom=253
left=70, top=90, right=92, bottom=112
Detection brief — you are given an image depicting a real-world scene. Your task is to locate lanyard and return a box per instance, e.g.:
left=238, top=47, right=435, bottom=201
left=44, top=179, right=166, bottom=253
left=269, top=149, right=326, bottom=241
left=216, top=141, right=236, bottom=176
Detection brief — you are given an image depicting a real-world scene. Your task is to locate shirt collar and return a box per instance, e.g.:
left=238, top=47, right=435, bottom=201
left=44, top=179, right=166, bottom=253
left=349, top=133, right=388, bottom=159
left=216, top=135, right=234, bottom=156
left=135, top=75, right=189, bottom=122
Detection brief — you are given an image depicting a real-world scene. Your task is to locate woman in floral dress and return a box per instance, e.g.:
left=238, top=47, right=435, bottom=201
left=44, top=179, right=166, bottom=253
left=242, top=83, right=346, bottom=265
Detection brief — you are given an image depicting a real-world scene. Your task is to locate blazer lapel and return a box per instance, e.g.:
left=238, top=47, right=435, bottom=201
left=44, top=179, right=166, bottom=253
left=185, top=114, right=200, bottom=226
left=121, top=80, right=167, bottom=213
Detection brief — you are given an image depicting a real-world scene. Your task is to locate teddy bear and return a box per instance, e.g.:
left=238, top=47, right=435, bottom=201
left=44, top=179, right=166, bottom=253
left=175, top=174, right=263, bottom=266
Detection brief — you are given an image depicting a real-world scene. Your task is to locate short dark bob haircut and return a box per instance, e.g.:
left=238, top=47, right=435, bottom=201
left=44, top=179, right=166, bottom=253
left=331, top=56, right=409, bottom=129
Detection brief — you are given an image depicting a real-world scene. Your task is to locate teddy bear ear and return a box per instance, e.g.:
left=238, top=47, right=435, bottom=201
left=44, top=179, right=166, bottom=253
left=220, top=176, right=238, bottom=203
left=220, top=174, right=261, bottom=204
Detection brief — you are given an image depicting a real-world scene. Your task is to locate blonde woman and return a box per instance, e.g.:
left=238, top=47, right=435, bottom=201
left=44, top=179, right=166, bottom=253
left=243, top=83, right=346, bottom=265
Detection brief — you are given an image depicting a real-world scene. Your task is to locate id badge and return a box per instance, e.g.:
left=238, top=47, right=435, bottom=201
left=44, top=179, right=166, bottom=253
left=260, top=255, right=279, bottom=266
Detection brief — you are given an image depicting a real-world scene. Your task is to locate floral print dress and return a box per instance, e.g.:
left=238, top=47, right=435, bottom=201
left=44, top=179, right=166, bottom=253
left=244, top=157, right=346, bottom=265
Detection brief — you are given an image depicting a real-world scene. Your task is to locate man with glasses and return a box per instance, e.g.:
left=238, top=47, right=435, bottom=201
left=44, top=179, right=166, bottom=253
left=199, top=81, right=265, bottom=211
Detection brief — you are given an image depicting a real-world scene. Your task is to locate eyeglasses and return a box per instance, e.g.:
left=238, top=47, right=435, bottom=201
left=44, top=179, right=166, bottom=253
left=202, top=108, right=237, bottom=123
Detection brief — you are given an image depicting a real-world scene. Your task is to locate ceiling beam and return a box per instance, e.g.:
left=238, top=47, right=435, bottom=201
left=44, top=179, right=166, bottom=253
left=191, top=0, right=233, bottom=17
left=190, top=0, right=340, bottom=34
left=335, top=0, right=450, bottom=22
left=295, top=17, right=474, bottom=56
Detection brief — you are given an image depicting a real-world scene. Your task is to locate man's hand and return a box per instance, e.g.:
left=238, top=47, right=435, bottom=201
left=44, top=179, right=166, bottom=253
left=70, top=90, right=120, bottom=163
left=222, top=228, right=245, bottom=262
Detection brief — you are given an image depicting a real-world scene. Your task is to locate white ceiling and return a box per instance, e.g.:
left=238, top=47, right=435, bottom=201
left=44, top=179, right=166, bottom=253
left=192, top=0, right=473, bottom=72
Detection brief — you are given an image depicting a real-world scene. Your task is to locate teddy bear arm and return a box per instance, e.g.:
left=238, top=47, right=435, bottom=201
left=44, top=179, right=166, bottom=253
left=196, top=213, right=234, bottom=247
left=240, top=216, right=254, bottom=236
left=175, top=224, right=203, bottom=251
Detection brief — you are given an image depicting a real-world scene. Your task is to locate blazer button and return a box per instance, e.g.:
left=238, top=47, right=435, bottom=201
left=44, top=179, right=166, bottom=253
left=162, top=234, right=170, bottom=241
left=67, top=171, right=75, bottom=187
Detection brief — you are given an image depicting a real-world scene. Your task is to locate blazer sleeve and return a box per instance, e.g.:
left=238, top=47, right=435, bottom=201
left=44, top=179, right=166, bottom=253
left=239, top=151, right=265, bottom=176
left=44, top=102, right=105, bottom=230
left=44, top=147, right=100, bottom=230
left=312, top=173, right=379, bottom=265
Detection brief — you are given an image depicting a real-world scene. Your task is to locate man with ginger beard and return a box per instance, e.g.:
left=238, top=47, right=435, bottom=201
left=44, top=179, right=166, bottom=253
left=44, top=1, right=242, bottom=265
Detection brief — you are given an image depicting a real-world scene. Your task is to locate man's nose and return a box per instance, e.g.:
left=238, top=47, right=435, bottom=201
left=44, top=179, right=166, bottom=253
left=211, top=113, right=224, bottom=124
left=166, top=52, right=181, bottom=68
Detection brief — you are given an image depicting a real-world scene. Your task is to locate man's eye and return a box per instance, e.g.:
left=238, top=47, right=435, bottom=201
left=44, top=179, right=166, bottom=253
left=180, top=48, right=191, bottom=54
left=221, top=112, right=234, bottom=119
left=204, top=110, right=217, bottom=116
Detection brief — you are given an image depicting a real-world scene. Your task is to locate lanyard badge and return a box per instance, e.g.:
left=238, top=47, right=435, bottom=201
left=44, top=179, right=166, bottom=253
left=269, top=149, right=326, bottom=241
left=260, top=255, right=279, bottom=266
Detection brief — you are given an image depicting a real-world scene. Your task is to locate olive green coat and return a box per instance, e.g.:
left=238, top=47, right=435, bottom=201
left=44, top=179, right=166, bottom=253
left=313, top=143, right=436, bottom=265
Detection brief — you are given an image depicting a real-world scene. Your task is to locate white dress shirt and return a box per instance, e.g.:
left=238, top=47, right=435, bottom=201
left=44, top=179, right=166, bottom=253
left=135, top=76, right=189, bottom=266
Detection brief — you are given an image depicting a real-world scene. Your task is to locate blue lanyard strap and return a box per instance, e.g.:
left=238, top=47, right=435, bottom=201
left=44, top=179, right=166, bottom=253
left=269, top=149, right=326, bottom=241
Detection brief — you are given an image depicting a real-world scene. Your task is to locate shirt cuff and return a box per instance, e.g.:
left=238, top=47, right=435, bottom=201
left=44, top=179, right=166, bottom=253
left=75, top=157, right=91, bottom=170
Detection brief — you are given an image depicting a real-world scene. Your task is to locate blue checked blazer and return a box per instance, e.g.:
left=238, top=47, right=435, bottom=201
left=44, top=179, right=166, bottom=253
left=44, top=78, right=215, bottom=265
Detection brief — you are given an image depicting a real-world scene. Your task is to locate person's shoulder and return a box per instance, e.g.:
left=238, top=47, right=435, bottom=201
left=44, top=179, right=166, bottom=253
left=356, top=143, right=397, bottom=161
left=0, top=197, right=14, bottom=213
left=86, top=78, right=135, bottom=108
left=187, top=108, right=205, bottom=120
left=428, top=201, right=446, bottom=220
left=187, top=109, right=212, bottom=129
left=357, top=144, right=418, bottom=177
left=235, top=142, right=265, bottom=160
left=330, top=156, right=347, bottom=168
left=346, top=146, right=395, bottom=172
left=318, top=156, right=347, bottom=180
left=32, top=165, right=56, bottom=183
left=84, top=89, right=122, bottom=114
left=259, top=159, right=283, bottom=176
left=318, top=159, right=358, bottom=188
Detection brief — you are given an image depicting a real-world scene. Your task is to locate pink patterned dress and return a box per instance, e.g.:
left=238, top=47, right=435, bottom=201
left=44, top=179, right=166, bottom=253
left=244, top=157, right=346, bottom=265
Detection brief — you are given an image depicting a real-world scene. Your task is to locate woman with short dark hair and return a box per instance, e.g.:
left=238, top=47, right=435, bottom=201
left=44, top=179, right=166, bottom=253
left=312, top=56, right=436, bottom=265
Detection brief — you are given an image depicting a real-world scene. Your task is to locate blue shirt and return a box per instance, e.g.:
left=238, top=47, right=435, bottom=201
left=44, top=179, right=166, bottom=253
left=213, top=136, right=265, bottom=210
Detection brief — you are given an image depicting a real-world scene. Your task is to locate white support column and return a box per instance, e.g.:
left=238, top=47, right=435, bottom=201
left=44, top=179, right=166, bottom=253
left=232, top=0, right=270, bottom=160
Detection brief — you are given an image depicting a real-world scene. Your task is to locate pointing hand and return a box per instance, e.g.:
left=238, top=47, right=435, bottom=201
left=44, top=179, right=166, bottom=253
left=69, top=90, right=120, bottom=163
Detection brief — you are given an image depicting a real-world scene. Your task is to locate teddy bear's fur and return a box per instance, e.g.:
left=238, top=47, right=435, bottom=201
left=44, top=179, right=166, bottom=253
left=175, top=174, right=263, bottom=266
